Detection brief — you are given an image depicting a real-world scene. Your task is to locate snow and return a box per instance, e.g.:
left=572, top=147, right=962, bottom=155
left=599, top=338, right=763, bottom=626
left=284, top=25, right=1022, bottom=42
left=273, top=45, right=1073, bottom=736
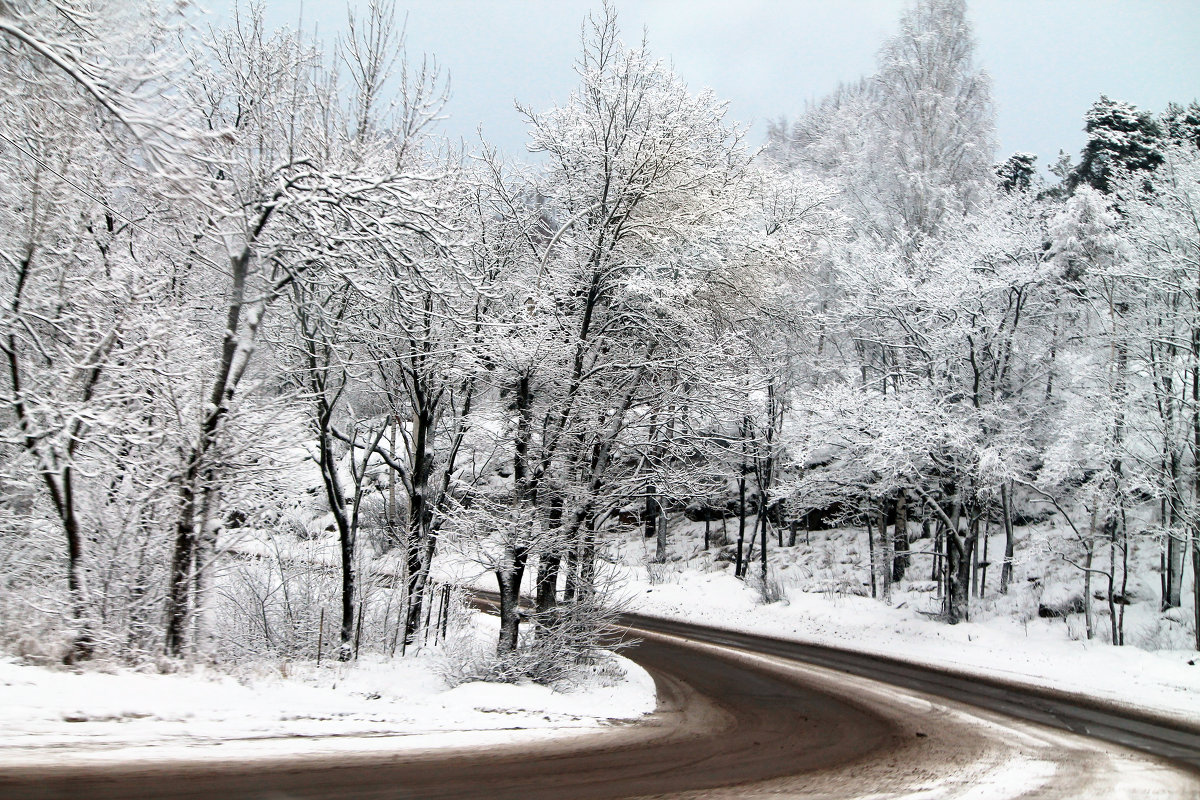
left=0, top=632, right=655, bottom=768
left=619, top=519, right=1200, bottom=730
left=435, top=510, right=1200, bottom=731
left=11, top=509, right=1193, bottom=777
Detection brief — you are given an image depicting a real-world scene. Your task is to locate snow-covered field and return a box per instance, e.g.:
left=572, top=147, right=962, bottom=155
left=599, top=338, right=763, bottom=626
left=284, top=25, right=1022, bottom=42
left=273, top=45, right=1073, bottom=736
left=0, top=617, right=655, bottom=769
left=616, top=517, right=1200, bottom=728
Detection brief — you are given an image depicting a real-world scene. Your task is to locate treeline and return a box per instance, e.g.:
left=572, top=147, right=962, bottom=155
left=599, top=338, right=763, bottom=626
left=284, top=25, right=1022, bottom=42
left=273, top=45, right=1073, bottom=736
left=0, top=0, right=825, bottom=670
left=1, top=0, right=1197, bottom=678
left=764, top=0, right=1200, bottom=646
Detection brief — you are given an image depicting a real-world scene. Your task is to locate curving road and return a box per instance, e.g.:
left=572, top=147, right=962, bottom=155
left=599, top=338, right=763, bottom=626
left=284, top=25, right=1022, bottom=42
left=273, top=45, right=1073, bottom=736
left=2, top=615, right=1198, bottom=799
left=621, top=612, right=1200, bottom=771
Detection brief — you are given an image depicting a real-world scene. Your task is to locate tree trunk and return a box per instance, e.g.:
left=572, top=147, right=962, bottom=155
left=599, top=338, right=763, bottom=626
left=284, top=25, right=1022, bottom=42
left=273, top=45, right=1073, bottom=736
left=315, top=420, right=356, bottom=661
left=879, top=499, right=893, bottom=602
left=999, top=482, right=1015, bottom=593
left=496, top=545, right=528, bottom=653
left=1154, top=333, right=1185, bottom=609
left=656, top=410, right=676, bottom=563
left=403, top=398, right=440, bottom=645
left=1083, top=546, right=1095, bottom=639
left=402, top=526, right=425, bottom=645
left=932, top=522, right=942, bottom=586
left=535, top=497, right=565, bottom=618
left=337, top=535, right=356, bottom=661
left=60, top=471, right=95, bottom=663
left=578, top=519, right=597, bottom=602
left=164, top=462, right=200, bottom=658
left=866, top=510, right=877, bottom=600
left=644, top=487, right=658, bottom=541
left=892, top=489, right=909, bottom=582
left=1192, top=308, right=1200, bottom=649
left=969, top=516, right=981, bottom=599
left=979, top=517, right=990, bottom=598
left=941, top=499, right=972, bottom=624
left=1164, top=463, right=1186, bottom=610
left=1192, top=532, right=1200, bottom=651
left=759, top=498, right=768, bottom=583
left=1107, top=310, right=1129, bottom=645
left=190, top=484, right=224, bottom=654
left=563, top=547, right=579, bottom=603
left=1106, top=515, right=1121, bottom=646
left=1118, top=508, right=1129, bottom=645
left=535, top=553, right=561, bottom=617
left=946, top=528, right=972, bottom=624
left=654, top=492, right=668, bottom=563
left=736, top=472, right=747, bottom=579
left=388, top=418, right=401, bottom=549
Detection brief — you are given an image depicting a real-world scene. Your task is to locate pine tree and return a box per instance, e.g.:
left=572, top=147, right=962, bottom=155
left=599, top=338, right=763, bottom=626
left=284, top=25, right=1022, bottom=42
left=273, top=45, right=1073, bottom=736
left=1161, top=100, right=1200, bottom=149
left=1070, top=96, right=1163, bottom=194
left=996, top=152, right=1038, bottom=193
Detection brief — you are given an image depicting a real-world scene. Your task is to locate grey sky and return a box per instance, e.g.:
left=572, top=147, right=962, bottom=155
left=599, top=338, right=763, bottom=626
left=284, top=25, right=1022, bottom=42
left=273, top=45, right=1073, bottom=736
left=216, top=1, right=1200, bottom=174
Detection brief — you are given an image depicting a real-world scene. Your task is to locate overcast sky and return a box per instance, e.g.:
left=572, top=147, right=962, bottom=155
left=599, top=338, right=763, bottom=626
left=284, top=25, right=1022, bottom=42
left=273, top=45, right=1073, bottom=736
left=210, top=1, right=1200, bottom=173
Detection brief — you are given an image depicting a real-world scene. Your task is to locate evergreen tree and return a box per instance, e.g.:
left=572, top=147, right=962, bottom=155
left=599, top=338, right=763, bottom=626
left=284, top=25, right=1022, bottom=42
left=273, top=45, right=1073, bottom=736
left=1070, top=95, right=1163, bottom=193
left=1161, top=100, right=1200, bottom=149
left=996, top=152, right=1037, bottom=192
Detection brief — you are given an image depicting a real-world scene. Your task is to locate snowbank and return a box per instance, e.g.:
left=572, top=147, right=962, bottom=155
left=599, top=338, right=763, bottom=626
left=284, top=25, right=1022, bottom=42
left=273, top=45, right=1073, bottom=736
left=0, top=647, right=655, bottom=768
left=626, top=565, right=1200, bottom=727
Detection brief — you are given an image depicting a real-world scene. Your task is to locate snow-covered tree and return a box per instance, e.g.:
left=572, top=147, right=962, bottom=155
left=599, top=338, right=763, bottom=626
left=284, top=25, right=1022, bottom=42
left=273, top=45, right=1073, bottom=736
left=0, top=0, right=191, bottom=661
left=161, top=4, right=449, bottom=657
left=1070, top=96, right=1164, bottom=195
left=770, top=0, right=994, bottom=247
left=1109, top=145, right=1200, bottom=644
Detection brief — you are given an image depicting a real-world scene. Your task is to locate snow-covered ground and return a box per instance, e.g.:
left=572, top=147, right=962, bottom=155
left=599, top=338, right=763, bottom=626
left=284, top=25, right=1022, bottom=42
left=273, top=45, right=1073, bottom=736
left=0, top=615, right=655, bottom=768
left=20, top=510, right=1192, bottom=773
left=616, top=517, right=1200, bottom=729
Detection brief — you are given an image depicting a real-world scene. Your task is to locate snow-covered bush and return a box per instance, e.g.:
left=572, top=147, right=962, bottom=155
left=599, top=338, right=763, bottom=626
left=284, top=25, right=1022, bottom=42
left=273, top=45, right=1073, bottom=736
left=440, top=592, right=629, bottom=687
left=645, top=561, right=678, bottom=585
left=210, top=556, right=333, bottom=662
left=749, top=572, right=789, bottom=605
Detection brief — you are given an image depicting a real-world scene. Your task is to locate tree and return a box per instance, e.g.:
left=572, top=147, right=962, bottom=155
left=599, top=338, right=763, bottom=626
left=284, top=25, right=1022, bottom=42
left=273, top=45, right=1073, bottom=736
left=867, top=0, right=995, bottom=242
left=768, top=0, right=1003, bottom=622
left=772, top=0, right=994, bottom=247
left=1070, top=96, right=1163, bottom=194
left=462, top=1, right=765, bottom=657
left=788, top=184, right=1062, bottom=622
left=363, top=163, right=488, bottom=651
left=266, top=0, right=452, bottom=661
left=996, top=152, right=1038, bottom=193
left=1161, top=101, right=1200, bottom=150
left=163, top=4, right=446, bottom=657
left=1110, top=145, right=1200, bottom=643
left=0, top=0, right=188, bottom=662
left=1046, top=184, right=1135, bottom=643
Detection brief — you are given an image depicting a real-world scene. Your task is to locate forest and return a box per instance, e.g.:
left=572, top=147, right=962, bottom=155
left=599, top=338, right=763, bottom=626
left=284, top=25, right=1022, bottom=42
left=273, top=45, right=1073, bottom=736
left=1, top=0, right=1199, bottom=688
